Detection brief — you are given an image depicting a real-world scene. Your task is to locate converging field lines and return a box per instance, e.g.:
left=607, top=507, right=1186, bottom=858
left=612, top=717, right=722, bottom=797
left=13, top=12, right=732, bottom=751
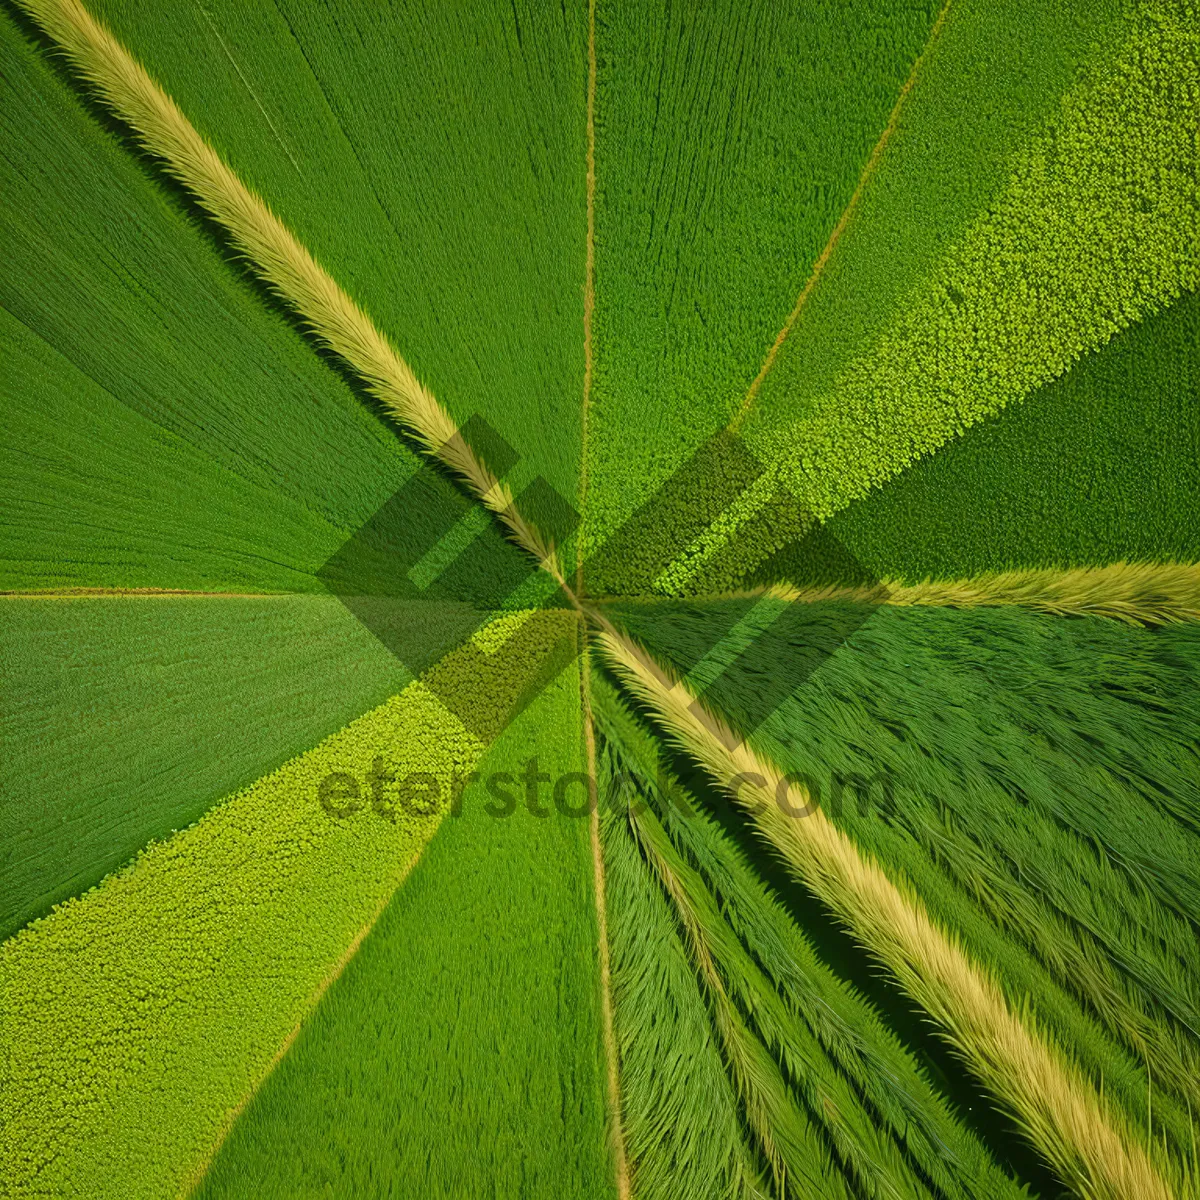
left=729, top=0, right=955, bottom=432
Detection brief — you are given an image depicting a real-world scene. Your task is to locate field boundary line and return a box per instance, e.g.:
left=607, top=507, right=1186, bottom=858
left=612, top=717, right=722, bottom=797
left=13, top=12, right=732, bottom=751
left=576, top=0, right=598, bottom=599
left=595, top=561, right=1200, bottom=628
left=728, top=0, right=953, bottom=432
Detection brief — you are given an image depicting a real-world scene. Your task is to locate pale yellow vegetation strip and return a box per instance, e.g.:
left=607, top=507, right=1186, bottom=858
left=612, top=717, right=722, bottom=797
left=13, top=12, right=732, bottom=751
left=581, top=645, right=631, bottom=1200
left=762, top=560, right=1200, bottom=627
left=728, top=0, right=954, bottom=431
left=14, top=0, right=565, bottom=587
left=590, top=618, right=1185, bottom=1200
left=578, top=11, right=627, bottom=1192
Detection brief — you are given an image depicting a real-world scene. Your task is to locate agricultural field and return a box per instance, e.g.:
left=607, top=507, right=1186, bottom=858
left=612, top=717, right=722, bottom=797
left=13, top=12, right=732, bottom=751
left=1, top=0, right=1198, bottom=1198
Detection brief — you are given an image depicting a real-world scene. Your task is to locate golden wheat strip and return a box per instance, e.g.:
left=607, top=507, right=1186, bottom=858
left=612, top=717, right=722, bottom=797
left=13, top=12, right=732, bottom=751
left=761, top=560, right=1200, bottom=627
left=591, top=620, right=1184, bottom=1200
left=15, top=0, right=564, bottom=586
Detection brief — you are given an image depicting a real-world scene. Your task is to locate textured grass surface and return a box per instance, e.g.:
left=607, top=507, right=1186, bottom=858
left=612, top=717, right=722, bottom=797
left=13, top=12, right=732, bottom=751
left=598, top=773, right=768, bottom=1200
left=593, top=676, right=1027, bottom=1200
left=608, top=598, right=1200, bottom=1158
left=596, top=622, right=1187, bottom=1199
left=0, top=595, right=421, bottom=939
left=747, top=0, right=1128, bottom=431
left=694, top=13, right=1200, bottom=594
left=0, top=11, right=422, bottom=592
left=0, top=610, right=575, bottom=1199
left=84, top=0, right=587, bottom=512
left=755, top=289, right=1200, bottom=585
left=583, top=0, right=940, bottom=592
left=197, top=658, right=613, bottom=1200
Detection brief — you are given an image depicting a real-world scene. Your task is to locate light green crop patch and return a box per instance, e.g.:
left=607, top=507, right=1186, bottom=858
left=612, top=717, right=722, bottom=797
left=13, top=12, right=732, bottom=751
left=753, top=14, right=1200, bottom=516
left=658, top=16, right=1199, bottom=595
left=0, top=609, right=565, bottom=1199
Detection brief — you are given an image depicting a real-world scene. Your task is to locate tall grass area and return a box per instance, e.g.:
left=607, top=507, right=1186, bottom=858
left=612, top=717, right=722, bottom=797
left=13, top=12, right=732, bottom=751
left=196, top=659, right=613, bottom=1199
left=755, top=290, right=1200, bottom=586
left=0, top=595, right=422, bottom=938
left=0, top=610, right=575, bottom=1199
left=0, top=12, right=424, bottom=592
left=584, top=0, right=941, bottom=592
left=596, top=622, right=1186, bottom=1199
left=594, top=678, right=1027, bottom=1199
left=80, top=0, right=587, bottom=512
left=607, top=598, right=1200, bottom=1160
left=599, top=790, right=771, bottom=1199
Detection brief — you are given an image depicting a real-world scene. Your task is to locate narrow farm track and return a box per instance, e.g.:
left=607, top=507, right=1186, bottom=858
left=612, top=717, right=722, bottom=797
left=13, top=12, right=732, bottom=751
left=591, top=619, right=1189, bottom=1200
left=579, top=8, right=628, bottom=1188
left=582, top=646, right=631, bottom=1200
left=728, top=0, right=954, bottom=432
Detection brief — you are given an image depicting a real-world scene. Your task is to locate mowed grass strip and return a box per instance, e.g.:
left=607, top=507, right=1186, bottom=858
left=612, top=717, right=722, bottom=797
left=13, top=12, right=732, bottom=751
left=583, top=0, right=941, bottom=592
left=0, top=12, right=419, bottom=592
left=0, top=610, right=576, bottom=1199
left=592, top=622, right=1185, bottom=1200
left=196, top=660, right=614, bottom=1200
left=83, top=0, right=588, bottom=519
left=14, top=0, right=570, bottom=583
left=0, top=594, right=420, bottom=939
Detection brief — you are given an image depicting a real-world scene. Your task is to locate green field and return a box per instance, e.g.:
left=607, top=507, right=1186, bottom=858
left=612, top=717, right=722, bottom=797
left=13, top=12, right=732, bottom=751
left=197, top=661, right=613, bottom=1199
left=606, top=596, right=1200, bottom=1157
left=86, top=0, right=588, bottom=514
left=0, top=14, right=424, bottom=593
left=0, top=595, right=420, bottom=938
left=3, top=0, right=1199, bottom=1196
left=755, top=288, right=1200, bottom=585
left=584, top=0, right=941, bottom=592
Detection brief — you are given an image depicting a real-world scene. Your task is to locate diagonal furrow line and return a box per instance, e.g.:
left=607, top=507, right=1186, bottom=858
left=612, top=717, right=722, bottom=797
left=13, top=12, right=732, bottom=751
left=14, top=0, right=568, bottom=593
left=589, top=616, right=1188, bottom=1200
left=728, top=0, right=954, bottom=432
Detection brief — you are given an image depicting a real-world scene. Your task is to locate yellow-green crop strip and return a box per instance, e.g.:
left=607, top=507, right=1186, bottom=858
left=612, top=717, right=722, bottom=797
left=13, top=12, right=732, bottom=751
left=0, top=610, right=569, bottom=1199
left=659, top=13, right=1200, bottom=594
